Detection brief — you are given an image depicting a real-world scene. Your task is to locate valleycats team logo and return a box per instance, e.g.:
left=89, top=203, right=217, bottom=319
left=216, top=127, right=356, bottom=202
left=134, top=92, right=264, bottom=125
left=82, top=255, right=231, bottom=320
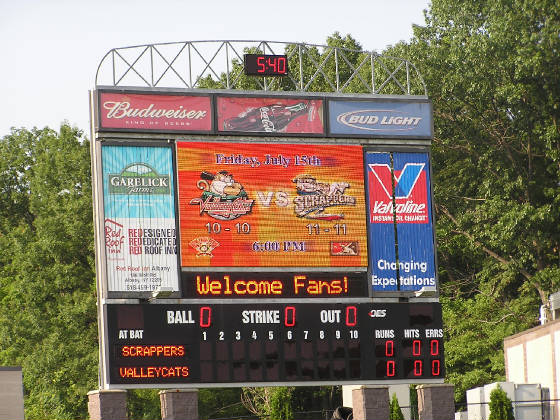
left=189, top=171, right=254, bottom=220
left=292, top=174, right=356, bottom=220
left=368, top=162, right=429, bottom=223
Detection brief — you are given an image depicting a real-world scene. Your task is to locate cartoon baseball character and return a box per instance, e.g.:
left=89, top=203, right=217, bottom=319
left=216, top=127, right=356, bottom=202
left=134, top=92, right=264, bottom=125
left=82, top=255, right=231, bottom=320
left=197, top=171, right=246, bottom=198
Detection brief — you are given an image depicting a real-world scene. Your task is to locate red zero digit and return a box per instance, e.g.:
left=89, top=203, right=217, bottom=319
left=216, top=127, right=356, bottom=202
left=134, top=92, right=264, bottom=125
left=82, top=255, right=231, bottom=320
left=345, top=306, right=357, bottom=326
left=432, top=360, right=440, bottom=376
left=430, top=339, right=439, bottom=356
left=385, top=340, right=394, bottom=357
left=278, top=57, right=287, bottom=73
left=387, top=360, right=395, bottom=377
left=200, top=307, right=212, bottom=327
left=414, top=360, right=423, bottom=376
left=413, top=339, right=421, bottom=356
left=284, top=306, right=296, bottom=327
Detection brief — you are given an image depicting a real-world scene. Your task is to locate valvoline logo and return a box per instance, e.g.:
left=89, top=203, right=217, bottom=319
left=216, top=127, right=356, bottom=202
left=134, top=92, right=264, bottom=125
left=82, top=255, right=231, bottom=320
left=368, top=161, right=429, bottom=224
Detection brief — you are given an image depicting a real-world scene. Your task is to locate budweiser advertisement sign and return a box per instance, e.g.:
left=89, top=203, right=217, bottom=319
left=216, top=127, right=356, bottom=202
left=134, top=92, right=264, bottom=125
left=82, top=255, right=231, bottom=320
left=217, top=96, right=324, bottom=135
left=98, top=92, right=212, bottom=132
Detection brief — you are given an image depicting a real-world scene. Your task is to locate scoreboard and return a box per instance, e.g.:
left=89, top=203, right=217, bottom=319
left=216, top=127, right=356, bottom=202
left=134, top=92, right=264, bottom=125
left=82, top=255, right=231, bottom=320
left=90, top=88, right=442, bottom=388
left=108, top=303, right=444, bottom=386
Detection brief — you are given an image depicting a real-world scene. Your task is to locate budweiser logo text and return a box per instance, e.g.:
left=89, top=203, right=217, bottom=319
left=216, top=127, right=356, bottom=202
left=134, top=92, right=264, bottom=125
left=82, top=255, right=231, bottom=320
left=103, top=101, right=207, bottom=120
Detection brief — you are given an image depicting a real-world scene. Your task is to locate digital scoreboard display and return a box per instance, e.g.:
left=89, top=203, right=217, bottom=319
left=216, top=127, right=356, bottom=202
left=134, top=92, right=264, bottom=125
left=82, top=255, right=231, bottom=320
left=177, top=141, right=368, bottom=267
left=92, top=89, right=443, bottom=390
left=182, top=271, right=368, bottom=298
left=107, top=302, right=444, bottom=386
left=244, top=54, right=288, bottom=76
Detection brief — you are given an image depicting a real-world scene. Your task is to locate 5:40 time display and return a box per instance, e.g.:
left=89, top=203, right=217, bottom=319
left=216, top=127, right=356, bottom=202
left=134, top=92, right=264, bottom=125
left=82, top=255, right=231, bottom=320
left=244, top=54, right=288, bottom=76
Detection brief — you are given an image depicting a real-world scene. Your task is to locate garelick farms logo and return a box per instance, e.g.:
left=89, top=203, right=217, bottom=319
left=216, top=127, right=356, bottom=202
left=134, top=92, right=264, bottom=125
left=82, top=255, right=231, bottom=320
left=336, top=110, right=422, bottom=131
left=189, top=171, right=254, bottom=220
left=109, top=163, right=170, bottom=195
left=292, top=174, right=356, bottom=220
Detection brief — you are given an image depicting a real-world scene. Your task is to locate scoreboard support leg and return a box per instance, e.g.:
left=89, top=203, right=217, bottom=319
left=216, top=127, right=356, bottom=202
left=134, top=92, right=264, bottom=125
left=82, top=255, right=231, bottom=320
left=160, top=389, right=199, bottom=420
left=351, top=386, right=390, bottom=420
left=416, top=384, right=455, bottom=420
left=87, top=389, right=127, bottom=420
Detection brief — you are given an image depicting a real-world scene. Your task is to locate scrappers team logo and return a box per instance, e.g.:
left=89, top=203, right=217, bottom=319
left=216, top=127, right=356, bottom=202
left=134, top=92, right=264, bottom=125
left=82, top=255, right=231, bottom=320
left=292, top=174, right=357, bottom=220
left=189, top=171, right=254, bottom=220
left=368, top=163, right=429, bottom=224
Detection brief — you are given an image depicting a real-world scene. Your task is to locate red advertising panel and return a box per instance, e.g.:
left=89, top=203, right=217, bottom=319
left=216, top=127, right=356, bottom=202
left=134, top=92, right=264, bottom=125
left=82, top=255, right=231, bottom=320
left=217, top=96, right=324, bottom=134
left=176, top=141, right=367, bottom=267
left=98, top=92, right=212, bottom=132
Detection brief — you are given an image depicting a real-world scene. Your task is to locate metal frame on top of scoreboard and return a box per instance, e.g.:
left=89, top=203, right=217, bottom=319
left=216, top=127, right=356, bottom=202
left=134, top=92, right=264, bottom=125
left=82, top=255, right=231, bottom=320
left=90, top=40, right=442, bottom=390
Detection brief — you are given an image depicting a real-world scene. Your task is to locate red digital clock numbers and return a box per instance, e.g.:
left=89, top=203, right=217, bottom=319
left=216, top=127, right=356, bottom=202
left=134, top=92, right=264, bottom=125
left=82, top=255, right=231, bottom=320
left=375, top=337, right=443, bottom=379
left=244, top=54, right=289, bottom=76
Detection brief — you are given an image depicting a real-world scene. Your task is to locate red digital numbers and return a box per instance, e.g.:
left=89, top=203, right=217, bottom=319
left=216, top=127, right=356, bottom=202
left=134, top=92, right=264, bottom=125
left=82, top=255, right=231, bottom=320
left=414, top=360, right=423, bottom=376
left=432, top=360, right=440, bottom=376
left=345, top=306, right=357, bottom=326
left=385, top=340, right=394, bottom=357
left=386, top=360, right=395, bottom=377
left=277, top=57, right=287, bottom=73
left=430, top=339, right=439, bottom=356
left=200, top=306, right=212, bottom=327
left=246, top=54, right=288, bottom=75
left=284, top=306, right=296, bottom=327
left=257, top=56, right=265, bottom=73
left=413, top=340, right=421, bottom=356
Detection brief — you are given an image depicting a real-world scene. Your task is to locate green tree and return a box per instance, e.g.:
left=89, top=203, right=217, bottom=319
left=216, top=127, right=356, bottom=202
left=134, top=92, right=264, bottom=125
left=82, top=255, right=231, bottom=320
left=385, top=0, right=560, bottom=403
left=390, top=393, right=405, bottom=420
left=488, top=385, right=515, bottom=420
left=0, top=125, right=97, bottom=418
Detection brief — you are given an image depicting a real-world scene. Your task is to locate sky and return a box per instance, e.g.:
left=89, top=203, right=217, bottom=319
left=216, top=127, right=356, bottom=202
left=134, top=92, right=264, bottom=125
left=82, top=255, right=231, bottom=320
left=0, top=0, right=430, bottom=138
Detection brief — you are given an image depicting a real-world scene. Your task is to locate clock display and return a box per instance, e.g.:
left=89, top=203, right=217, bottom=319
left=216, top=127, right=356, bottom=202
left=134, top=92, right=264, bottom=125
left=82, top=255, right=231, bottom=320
left=244, top=54, right=289, bottom=76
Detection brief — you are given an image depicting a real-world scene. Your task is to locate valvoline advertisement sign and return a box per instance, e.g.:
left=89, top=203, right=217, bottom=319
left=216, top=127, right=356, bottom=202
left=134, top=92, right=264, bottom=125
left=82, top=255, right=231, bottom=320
left=366, top=152, right=436, bottom=292
left=329, top=100, right=432, bottom=138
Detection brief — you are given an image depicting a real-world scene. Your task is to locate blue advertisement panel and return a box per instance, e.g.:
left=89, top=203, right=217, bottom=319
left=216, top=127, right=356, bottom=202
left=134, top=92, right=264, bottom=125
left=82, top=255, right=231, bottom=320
left=329, top=100, right=432, bottom=138
left=366, top=151, right=436, bottom=292
left=393, top=152, right=436, bottom=292
left=102, top=145, right=179, bottom=293
left=365, top=152, right=398, bottom=290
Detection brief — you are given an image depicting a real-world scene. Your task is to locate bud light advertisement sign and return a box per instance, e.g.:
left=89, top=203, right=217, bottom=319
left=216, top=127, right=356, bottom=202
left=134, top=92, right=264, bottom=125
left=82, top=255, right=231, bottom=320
left=366, top=152, right=436, bottom=292
left=329, top=100, right=432, bottom=138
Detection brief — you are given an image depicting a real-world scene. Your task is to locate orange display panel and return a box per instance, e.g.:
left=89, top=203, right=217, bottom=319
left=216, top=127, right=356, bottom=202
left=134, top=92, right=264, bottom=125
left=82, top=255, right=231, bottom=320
left=177, top=141, right=367, bottom=267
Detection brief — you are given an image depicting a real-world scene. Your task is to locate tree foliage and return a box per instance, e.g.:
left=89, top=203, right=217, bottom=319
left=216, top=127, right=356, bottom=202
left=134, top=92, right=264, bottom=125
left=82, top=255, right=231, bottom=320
left=390, top=393, right=405, bottom=420
left=488, top=385, right=515, bottom=420
left=0, top=125, right=97, bottom=418
left=385, top=0, right=560, bottom=402
left=1, top=2, right=559, bottom=413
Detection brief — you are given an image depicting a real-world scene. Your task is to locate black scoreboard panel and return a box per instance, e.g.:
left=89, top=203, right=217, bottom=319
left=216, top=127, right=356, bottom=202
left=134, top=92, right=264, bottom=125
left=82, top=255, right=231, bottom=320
left=107, top=302, right=444, bottom=385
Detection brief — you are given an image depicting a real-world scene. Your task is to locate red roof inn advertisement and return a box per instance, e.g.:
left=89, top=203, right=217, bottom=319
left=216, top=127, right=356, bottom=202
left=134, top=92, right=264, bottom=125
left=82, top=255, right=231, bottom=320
left=217, top=96, right=324, bottom=134
left=98, top=92, right=212, bottom=132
